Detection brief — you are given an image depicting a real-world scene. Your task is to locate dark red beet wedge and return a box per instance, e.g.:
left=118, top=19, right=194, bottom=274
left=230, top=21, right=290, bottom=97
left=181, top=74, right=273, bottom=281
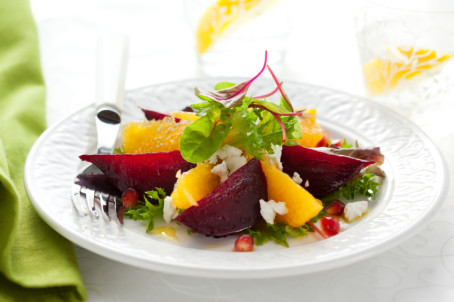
left=79, top=151, right=195, bottom=196
left=175, top=159, right=267, bottom=237
left=281, top=145, right=374, bottom=197
left=141, top=108, right=181, bottom=122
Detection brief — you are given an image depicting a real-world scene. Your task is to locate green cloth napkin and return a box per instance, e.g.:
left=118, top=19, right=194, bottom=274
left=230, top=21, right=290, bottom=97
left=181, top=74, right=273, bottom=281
left=0, top=0, right=86, bottom=301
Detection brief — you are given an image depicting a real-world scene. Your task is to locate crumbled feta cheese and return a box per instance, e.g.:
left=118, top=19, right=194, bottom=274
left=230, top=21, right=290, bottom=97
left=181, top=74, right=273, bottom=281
left=292, top=172, right=303, bottom=184
left=207, top=153, right=218, bottom=165
left=207, top=145, right=240, bottom=164
left=218, top=145, right=243, bottom=158
left=344, top=201, right=368, bottom=222
left=163, top=196, right=178, bottom=223
left=208, top=145, right=247, bottom=181
left=266, top=144, right=283, bottom=169
left=259, top=199, right=288, bottom=224
left=304, top=179, right=310, bottom=188
left=175, top=169, right=182, bottom=179
left=211, top=161, right=229, bottom=182
left=224, top=155, right=247, bottom=174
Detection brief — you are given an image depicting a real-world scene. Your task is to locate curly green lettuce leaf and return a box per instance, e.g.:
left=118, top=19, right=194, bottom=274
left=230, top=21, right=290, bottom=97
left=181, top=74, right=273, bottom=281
left=123, top=188, right=166, bottom=232
left=246, top=222, right=310, bottom=248
left=321, top=173, right=381, bottom=205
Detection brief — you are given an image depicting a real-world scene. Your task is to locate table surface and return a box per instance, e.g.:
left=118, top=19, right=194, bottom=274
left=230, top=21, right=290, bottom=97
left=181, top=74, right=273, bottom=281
left=31, top=0, right=454, bottom=301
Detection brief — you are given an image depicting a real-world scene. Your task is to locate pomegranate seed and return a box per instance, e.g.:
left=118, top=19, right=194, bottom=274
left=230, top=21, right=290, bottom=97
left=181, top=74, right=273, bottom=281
left=316, top=130, right=330, bottom=147
left=324, top=200, right=345, bottom=216
left=320, top=217, right=340, bottom=236
left=330, top=140, right=342, bottom=148
left=234, top=234, right=254, bottom=252
left=121, top=188, right=139, bottom=209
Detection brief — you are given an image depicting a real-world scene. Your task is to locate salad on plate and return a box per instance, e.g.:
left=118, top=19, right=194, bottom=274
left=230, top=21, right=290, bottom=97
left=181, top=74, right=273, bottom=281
left=78, top=52, right=385, bottom=251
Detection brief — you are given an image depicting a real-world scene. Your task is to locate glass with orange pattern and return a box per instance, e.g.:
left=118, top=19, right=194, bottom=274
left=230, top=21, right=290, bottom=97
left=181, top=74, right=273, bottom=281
left=355, top=0, right=454, bottom=136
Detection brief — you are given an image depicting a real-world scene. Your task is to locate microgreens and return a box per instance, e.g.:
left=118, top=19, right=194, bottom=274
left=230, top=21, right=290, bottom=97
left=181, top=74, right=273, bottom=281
left=321, top=173, right=381, bottom=205
left=267, top=64, right=294, bottom=112
left=193, top=52, right=269, bottom=108
left=123, top=188, right=166, bottom=232
left=247, top=221, right=310, bottom=248
left=180, top=51, right=303, bottom=163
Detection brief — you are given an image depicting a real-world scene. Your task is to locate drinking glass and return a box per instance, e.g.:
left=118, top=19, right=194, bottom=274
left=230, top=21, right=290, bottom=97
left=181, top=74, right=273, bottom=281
left=185, top=0, right=291, bottom=77
left=355, top=0, right=454, bottom=136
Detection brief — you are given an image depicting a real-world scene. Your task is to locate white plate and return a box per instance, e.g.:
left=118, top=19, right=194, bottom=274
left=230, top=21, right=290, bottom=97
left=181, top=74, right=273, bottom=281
left=24, top=78, right=448, bottom=278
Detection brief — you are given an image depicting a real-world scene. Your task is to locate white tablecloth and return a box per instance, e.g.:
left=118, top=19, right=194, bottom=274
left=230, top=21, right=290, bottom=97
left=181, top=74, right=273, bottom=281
left=31, top=0, right=454, bottom=301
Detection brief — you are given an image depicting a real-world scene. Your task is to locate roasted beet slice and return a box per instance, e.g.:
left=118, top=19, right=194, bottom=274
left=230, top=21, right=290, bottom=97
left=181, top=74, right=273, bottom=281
left=281, top=145, right=374, bottom=197
left=141, top=108, right=181, bottom=122
left=175, top=159, right=267, bottom=237
left=79, top=151, right=195, bottom=195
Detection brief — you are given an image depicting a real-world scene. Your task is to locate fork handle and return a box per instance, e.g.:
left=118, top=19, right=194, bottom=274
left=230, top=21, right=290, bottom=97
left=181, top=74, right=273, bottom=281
left=96, top=33, right=129, bottom=110
left=95, top=33, right=129, bottom=155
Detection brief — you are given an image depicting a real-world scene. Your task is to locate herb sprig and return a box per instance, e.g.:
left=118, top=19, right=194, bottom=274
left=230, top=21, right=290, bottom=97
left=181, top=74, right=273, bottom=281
left=246, top=212, right=325, bottom=247
left=247, top=222, right=310, bottom=247
left=179, top=52, right=303, bottom=163
left=321, top=173, right=380, bottom=205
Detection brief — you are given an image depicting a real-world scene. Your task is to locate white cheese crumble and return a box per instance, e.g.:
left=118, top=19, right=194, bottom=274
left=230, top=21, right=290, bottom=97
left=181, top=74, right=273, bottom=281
left=207, top=154, right=218, bottom=165
left=292, top=172, right=302, bottom=184
left=163, top=196, right=178, bottom=223
left=208, top=145, right=247, bottom=182
left=304, top=179, right=310, bottom=188
left=211, top=160, right=229, bottom=182
left=266, top=144, right=283, bottom=169
left=224, top=155, right=247, bottom=174
left=344, top=201, right=368, bottom=222
left=259, top=199, right=288, bottom=224
left=208, top=145, right=243, bottom=163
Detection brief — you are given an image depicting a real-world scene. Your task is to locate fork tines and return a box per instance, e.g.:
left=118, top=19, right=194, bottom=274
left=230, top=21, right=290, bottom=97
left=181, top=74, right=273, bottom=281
left=71, top=184, right=119, bottom=221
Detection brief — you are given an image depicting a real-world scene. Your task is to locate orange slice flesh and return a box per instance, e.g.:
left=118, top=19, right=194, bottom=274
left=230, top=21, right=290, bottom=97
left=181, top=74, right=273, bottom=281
left=363, top=47, right=453, bottom=95
left=295, top=109, right=324, bottom=148
left=171, top=162, right=220, bottom=210
left=170, top=111, right=199, bottom=122
left=121, top=117, right=190, bottom=153
left=260, top=160, right=323, bottom=227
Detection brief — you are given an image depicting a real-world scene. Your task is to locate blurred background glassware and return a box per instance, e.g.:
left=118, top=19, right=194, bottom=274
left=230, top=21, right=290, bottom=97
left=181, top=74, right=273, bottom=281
left=185, top=0, right=291, bottom=77
left=355, top=0, right=454, bottom=136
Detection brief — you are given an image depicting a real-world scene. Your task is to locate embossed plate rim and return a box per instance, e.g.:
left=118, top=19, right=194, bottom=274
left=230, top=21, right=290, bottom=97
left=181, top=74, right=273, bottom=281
left=24, top=78, right=448, bottom=278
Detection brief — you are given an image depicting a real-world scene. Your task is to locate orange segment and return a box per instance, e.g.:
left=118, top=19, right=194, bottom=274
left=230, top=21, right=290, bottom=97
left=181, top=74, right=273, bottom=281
left=121, top=117, right=190, bottom=153
left=260, top=160, right=323, bottom=227
left=295, top=109, right=324, bottom=148
left=170, top=111, right=199, bottom=121
left=171, top=162, right=220, bottom=210
left=363, top=47, right=453, bottom=95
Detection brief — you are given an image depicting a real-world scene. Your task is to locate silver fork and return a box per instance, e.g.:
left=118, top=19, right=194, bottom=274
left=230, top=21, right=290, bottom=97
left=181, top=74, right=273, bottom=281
left=71, top=33, right=129, bottom=221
